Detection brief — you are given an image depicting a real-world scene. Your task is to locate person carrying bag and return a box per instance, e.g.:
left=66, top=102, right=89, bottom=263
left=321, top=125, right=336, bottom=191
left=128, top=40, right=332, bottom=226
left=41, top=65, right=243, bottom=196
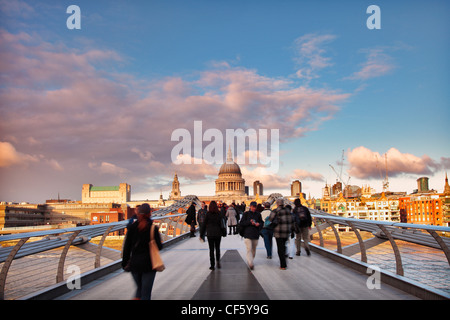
left=122, top=203, right=163, bottom=300
left=150, top=223, right=165, bottom=271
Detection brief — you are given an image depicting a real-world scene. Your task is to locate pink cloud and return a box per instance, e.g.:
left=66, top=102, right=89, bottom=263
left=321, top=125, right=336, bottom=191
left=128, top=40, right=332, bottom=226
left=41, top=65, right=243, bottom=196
left=293, top=33, right=337, bottom=80
left=345, top=48, right=395, bottom=80
left=0, top=28, right=350, bottom=200
left=347, top=146, right=438, bottom=179
left=0, top=141, right=38, bottom=167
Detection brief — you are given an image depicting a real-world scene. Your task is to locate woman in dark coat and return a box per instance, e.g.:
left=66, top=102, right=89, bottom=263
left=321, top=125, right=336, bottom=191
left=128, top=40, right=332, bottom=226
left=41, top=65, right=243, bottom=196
left=185, top=203, right=197, bottom=237
left=122, top=203, right=162, bottom=300
left=200, top=201, right=223, bottom=270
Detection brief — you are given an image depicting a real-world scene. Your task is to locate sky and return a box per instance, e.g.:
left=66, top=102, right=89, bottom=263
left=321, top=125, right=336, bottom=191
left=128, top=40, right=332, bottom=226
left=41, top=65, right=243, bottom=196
left=0, top=0, right=449, bottom=203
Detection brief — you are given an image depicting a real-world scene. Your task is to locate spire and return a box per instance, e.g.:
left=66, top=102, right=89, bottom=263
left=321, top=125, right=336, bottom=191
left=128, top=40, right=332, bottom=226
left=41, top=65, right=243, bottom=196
left=444, top=172, right=450, bottom=195
left=226, top=145, right=233, bottom=163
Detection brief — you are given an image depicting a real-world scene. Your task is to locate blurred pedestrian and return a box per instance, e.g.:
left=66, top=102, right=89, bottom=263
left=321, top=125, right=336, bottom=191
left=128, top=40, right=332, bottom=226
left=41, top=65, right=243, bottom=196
left=260, top=202, right=274, bottom=259
left=200, top=201, right=223, bottom=270
left=269, top=199, right=293, bottom=270
left=185, top=202, right=197, bottom=237
left=197, top=202, right=208, bottom=233
left=240, top=201, right=263, bottom=270
left=226, top=203, right=238, bottom=235
left=122, top=203, right=162, bottom=300
left=292, top=198, right=312, bottom=256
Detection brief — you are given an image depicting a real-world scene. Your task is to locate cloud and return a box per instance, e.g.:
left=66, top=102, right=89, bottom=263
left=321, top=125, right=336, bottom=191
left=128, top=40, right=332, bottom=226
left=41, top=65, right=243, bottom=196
left=347, top=146, right=441, bottom=179
left=0, top=29, right=350, bottom=200
left=293, top=33, right=337, bottom=80
left=240, top=166, right=324, bottom=191
left=0, top=141, right=38, bottom=167
left=345, top=48, right=395, bottom=80
left=88, top=162, right=130, bottom=176
left=0, top=141, right=63, bottom=171
left=292, top=169, right=325, bottom=182
left=0, top=0, right=34, bottom=18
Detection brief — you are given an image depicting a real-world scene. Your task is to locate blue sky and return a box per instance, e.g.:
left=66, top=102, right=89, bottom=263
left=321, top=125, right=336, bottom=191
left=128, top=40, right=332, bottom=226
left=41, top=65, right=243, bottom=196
left=0, top=0, right=449, bottom=203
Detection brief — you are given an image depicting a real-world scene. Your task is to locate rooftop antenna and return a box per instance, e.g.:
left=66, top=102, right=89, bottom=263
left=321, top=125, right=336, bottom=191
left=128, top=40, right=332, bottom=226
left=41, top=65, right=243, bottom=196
left=376, top=153, right=389, bottom=192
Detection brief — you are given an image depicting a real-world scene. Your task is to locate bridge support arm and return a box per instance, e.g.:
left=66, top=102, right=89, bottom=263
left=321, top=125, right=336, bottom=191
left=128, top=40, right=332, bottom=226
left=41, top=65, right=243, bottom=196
left=56, top=231, right=81, bottom=283
left=95, top=226, right=115, bottom=268
left=329, top=222, right=342, bottom=254
left=427, top=230, right=450, bottom=266
left=378, top=225, right=404, bottom=276
left=347, top=221, right=367, bottom=263
left=0, top=237, right=30, bottom=300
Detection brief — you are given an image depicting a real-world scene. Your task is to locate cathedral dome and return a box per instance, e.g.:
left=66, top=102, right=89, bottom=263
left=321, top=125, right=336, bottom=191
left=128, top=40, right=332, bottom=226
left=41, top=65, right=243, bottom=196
left=219, top=161, right=241, bottom=175
left=215, top=146, right=245, bottom=197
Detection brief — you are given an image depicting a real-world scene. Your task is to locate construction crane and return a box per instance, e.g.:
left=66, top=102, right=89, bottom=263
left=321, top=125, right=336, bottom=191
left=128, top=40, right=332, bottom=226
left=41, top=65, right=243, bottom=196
left=329, top=150, right=351, bottom=196
left=376, top=153, right=389, bottom=192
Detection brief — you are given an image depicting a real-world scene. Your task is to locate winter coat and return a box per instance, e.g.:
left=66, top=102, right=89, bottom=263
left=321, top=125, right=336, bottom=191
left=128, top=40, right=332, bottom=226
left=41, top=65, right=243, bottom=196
left=185, top=205, right=197, bottom=225
left=225, top=207, right=238, bottom=226
left=240, top=210, right=263, bottom=240
left=197, top=208, right=207, bottom=225
left=200, top=211, right=224, bottom=239
left=292, top=205, right=312, bottom=228
left=122, top=220, right=163, bottom=273
left=269, top=206, right=293, bottom=239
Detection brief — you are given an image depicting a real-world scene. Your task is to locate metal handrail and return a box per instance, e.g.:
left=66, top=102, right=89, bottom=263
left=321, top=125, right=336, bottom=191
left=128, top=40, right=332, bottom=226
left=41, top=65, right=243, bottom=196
left=1, top=193, right=449, bottom=299
left=308, top=210, right=450, bottom=277
left=0, top=196, right=200, bottom=300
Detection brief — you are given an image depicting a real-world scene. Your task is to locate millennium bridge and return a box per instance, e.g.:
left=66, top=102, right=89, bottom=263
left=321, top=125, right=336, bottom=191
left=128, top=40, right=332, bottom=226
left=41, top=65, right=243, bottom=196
left=1, top=194, right=449, bottom=300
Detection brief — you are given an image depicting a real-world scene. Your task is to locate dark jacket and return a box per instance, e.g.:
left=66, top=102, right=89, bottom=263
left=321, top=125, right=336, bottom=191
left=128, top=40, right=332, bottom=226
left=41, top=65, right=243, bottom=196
left=185, top=205, right=197, bottom=225
left=269, top=206, right=293, bottom=239
left=240, top=210, right=263, bottom=240
left=292, top=205, right=312, bottom=228
left=122, top=220, right=163, bottom=273
left=197, top=208, right=207, bottom=225
left=200, top=211, right=223, bottom=239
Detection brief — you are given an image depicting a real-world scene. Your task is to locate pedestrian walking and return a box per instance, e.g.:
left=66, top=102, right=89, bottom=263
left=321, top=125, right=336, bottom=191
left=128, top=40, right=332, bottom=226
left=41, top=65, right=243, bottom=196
left=285, top=205, right=295, bottom=259
left=225, top=203, right=238, bottom=235
left=200, top=201, right=223, bottom=270
left=239, top=201, right=263, bottom=270
left=122, top=203, right=162, bottom=300
left=126, top=204, right=139, bottom=229
left=185, top=202, right=197, bottom=237
left=269, top=199, right=293, bottom=270
left=197, top=202, right=208, bottom=234
left=292, top=198, right=312, bottom=256
left=260, top=202, right=274, bottom=259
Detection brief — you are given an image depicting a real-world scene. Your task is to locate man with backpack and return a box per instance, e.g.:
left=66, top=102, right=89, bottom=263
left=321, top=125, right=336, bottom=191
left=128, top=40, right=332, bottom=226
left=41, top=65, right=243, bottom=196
left=292, top=198, right=312, bottom=256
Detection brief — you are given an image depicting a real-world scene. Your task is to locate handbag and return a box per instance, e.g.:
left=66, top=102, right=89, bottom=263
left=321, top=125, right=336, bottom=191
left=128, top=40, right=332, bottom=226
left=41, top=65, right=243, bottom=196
left=149, top=224, right=165, bottom=272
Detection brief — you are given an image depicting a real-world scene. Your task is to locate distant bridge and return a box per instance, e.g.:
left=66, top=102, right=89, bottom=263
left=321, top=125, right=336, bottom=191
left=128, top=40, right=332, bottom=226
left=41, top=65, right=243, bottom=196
left=1, top=194, right=449, bottom=300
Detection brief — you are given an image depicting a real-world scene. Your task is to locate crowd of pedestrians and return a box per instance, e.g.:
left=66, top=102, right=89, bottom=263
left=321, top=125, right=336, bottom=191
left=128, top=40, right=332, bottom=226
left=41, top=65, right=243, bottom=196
left=122, top=198, right=312, bottom=299
left=196, top=198, right=312, bottom=271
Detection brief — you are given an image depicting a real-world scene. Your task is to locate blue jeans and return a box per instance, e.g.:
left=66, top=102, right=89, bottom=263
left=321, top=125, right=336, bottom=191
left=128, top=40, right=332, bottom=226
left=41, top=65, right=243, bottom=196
left=131, top=271, right=156, bottom=300
left=261, top=228, right=274, bottom=257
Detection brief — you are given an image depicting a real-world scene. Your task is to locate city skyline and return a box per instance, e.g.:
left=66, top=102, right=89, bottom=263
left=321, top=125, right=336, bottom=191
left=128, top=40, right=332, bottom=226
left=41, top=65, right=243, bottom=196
left=0, top=0, right=449, bottom=203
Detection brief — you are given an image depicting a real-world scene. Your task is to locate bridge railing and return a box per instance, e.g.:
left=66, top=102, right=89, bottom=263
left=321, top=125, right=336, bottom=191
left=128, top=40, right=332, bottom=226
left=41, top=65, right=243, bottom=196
left=1, top=194, right=449, bottom=299
left=307, top=209, right=450, bottom=298
left=308, top=209, right=450, bottom=274
left=0, top=195, right=201, bottom=300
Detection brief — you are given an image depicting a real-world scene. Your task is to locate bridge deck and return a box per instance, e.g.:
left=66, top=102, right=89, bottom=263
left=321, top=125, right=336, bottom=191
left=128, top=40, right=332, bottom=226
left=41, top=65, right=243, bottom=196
left=57, top=234, right=418, bottom=300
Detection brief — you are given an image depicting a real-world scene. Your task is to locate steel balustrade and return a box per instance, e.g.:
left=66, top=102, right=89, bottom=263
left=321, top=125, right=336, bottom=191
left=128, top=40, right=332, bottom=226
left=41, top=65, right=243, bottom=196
left=309, top=211, right=450, bottom=273
left=1, top=193, right=449, bottom=299
left=0, top=195, right=201, bottom=300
